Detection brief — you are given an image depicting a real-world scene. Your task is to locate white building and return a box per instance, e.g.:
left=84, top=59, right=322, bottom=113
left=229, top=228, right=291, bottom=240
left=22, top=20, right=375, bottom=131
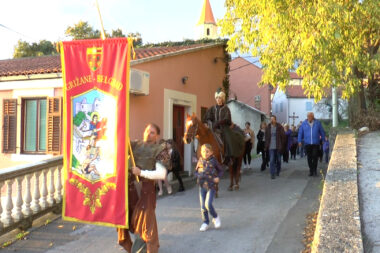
left=271, top=74, right=348, bottom=125
left=227, top=99, right=267, bottom=142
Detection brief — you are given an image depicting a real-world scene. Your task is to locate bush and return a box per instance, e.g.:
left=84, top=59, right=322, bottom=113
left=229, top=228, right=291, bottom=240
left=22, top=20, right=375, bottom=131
left=350, top=109, right=380, bottom=130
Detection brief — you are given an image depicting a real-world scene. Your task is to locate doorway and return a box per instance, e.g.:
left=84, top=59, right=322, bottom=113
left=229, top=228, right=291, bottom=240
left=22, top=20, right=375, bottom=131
left=172, top=105, right=185, bottom=170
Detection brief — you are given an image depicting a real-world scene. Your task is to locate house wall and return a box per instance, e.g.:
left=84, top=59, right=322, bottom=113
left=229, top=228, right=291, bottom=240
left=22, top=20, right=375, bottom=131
left=228, top=101, right=264, bottom=155
left=229, top=57, right=271, bottom=116
left=130, top=45, right=225, bottom=140
left=0, top=80, right=60, bottom=168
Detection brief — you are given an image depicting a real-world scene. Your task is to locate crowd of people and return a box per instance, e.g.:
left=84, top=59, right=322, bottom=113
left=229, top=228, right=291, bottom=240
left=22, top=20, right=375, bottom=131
left=117, top=86, right=330, bottom=253
left=251, top=112, right=329, bottom=179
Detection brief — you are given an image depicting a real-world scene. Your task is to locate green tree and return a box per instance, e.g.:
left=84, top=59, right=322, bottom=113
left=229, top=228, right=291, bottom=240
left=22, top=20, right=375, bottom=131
left=220, top=0, right=380, bottom=109
left=111, top=28, right=125, bottom=38
left=127, top=32, right=143, bottom=47
left=65, top=21, right=101, bottom=40
left=13, top=39, right=57, bottom=58
left=65, top=21, right=143, bottom=47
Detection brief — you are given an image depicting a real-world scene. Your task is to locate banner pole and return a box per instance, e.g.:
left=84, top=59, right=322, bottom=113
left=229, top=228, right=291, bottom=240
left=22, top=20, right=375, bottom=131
left=95, top=0, right=106, bottom=40
left=128, top=140, right=139, bottom=182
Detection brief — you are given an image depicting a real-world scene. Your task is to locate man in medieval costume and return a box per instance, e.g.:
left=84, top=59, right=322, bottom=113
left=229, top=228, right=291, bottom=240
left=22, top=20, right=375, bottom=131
left=117, top=123, right=170, bottom=253
left=204, top=88, right=245, bottom=165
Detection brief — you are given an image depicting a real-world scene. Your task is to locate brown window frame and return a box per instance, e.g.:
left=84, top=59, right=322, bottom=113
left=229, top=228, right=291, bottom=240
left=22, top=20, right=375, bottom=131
left=21, top=97, right=47, bottom=154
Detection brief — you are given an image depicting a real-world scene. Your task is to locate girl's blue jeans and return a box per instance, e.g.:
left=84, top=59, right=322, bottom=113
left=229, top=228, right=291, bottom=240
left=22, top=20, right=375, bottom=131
left=199, top=186, right=217, bottom=225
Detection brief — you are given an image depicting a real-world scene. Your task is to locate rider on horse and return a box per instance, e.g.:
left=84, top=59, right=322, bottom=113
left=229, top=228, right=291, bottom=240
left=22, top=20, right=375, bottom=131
left=203, top=88, right=234, bottom=165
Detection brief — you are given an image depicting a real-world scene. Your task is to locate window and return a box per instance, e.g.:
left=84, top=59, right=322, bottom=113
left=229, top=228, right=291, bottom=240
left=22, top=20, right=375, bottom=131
left=306, top=101, right=313, bottom=111
left=280, top=102, right=283, bottom=112
left=23, top=98, right=47, bottom=153
left=206, top=28, right=210, bottom=36
left=2, top=97, right=62, bottom=155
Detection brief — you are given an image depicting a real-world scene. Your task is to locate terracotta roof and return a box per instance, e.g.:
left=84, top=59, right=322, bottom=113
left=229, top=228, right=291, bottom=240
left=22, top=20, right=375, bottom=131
left=197, top=0, right=216, bottom=25
left=0, top=44, right=209, bottom=77
left=286, top=85, right=337, bottom=98
left=289, top=72, right=302, bottom=79
left=286, top=85, right=308, bottom=98
left=0, top=55, right=61, bottom=77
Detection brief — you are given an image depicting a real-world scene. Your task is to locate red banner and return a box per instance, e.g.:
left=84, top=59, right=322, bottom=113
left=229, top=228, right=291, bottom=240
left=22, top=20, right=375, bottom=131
left=60, top=38, right=131, bottom=228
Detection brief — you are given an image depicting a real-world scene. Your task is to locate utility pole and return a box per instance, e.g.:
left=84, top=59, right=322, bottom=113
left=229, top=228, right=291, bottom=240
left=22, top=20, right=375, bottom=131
left=332, top=86, right=338, bottom=127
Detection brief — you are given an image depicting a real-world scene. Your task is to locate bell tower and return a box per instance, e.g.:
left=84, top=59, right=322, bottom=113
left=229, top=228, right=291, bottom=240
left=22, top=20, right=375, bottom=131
left=197, top=0, right=218, bottom=39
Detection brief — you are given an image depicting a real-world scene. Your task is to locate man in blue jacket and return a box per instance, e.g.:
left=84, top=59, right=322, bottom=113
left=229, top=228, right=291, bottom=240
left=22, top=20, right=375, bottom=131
left=298, top=112, right=325, bottom=176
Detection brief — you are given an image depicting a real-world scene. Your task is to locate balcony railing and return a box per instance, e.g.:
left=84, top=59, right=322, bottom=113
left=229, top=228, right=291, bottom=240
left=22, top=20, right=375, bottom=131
left=0, top=156, right=63, bottom=236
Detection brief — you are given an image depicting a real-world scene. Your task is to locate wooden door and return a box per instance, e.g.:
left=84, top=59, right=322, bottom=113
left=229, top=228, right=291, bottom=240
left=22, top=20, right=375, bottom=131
left=173, top=105, right=185, bottom=170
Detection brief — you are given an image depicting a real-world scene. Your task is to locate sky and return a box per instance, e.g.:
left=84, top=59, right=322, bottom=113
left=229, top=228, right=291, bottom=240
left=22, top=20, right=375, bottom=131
left=0, top=0, right=227, bottom=60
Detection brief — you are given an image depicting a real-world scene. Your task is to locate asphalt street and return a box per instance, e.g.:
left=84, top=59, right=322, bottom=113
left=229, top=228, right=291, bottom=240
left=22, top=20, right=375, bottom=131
left=2, top=155, right=326, bottom=253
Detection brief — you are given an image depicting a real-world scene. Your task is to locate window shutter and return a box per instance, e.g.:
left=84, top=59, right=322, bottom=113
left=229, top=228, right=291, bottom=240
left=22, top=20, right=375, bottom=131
left=2, top=99, right=17, bottom=153
left=46, top=97, right=62, bottom=154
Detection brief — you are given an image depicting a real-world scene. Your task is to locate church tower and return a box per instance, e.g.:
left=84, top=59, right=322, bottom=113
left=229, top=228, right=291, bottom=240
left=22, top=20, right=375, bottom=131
left=197, top=0, right=218, bottom=39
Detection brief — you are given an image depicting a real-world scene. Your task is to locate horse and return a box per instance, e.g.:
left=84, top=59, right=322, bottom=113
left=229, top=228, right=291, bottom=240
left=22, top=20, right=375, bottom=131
left=183, top=113, right=244, bottom=191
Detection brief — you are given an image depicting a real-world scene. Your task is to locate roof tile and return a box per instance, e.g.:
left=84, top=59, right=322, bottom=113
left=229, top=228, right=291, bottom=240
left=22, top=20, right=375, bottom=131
left=0, top=44, right=204, bottom=77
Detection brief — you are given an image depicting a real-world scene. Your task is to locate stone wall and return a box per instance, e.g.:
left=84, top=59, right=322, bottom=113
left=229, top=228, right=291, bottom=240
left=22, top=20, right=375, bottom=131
left=311, top=132, right=363, bottom=252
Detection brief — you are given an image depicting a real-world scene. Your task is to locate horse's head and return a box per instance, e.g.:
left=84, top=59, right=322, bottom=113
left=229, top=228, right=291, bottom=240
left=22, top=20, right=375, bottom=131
left=183, top=113, right=199, bottom=144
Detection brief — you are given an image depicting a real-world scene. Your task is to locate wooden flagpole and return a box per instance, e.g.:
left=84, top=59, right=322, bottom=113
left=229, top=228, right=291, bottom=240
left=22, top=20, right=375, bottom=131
left=95, top=0, right=106, bottom=40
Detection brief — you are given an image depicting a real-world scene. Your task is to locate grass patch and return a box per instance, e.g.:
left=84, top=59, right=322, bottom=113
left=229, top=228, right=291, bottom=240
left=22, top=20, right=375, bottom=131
left=321, top=120, right=349, bottom=136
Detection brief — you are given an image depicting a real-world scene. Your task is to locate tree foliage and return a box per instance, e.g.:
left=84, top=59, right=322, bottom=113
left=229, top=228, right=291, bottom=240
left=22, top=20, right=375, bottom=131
left=13, top=40, right=57, bottom=58
left=220, top=0, right=380, bottom=106
left=65, top=21, right=101, bottom=40
left=65, top=21, right=143, bottom=47
left=127, top=32, right=143, bottom=47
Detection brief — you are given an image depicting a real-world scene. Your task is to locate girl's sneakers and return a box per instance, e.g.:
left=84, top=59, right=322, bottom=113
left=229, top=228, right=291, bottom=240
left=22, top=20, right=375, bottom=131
left=199, top=216, right=221, bottom=232
left=199, top=223, right=209, bottom=232
left=213, top=216, right=221, bottom=229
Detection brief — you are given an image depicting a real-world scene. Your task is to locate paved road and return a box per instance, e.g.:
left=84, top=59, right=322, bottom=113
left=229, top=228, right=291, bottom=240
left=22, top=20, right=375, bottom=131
left=2, top=155, right=326, bottom=253
left=358, top=131, right=380, bottom=253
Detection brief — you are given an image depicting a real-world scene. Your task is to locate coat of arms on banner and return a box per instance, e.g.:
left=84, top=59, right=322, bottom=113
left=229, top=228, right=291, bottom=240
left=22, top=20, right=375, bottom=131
left=71, top=89, right=116, bottom=182
left=86, top=47, right=103, bottom=71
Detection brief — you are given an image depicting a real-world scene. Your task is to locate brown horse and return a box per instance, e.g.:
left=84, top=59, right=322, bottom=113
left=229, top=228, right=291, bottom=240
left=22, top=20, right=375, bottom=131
left=183, top=113, right=243, bottom=191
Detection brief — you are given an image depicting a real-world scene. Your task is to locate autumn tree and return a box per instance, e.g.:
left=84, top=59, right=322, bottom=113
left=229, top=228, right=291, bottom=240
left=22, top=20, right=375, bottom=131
left=13, top=40, right=57, bottom=58
left=220, top=0, right=380, bottom=110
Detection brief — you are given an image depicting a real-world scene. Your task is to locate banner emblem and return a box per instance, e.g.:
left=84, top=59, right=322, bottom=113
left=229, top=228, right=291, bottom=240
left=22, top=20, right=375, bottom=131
left=86, top=47, right=103, bottom=71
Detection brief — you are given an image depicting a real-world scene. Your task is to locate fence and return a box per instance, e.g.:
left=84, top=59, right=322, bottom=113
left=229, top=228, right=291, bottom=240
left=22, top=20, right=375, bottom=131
left=0, top=156, right=63, bottom=236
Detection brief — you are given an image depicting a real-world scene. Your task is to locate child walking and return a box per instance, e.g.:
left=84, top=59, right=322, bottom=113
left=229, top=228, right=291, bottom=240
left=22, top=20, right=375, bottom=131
left=323, top=136, right=330, bottom=163
left=195, top=144, right=223, bottom=232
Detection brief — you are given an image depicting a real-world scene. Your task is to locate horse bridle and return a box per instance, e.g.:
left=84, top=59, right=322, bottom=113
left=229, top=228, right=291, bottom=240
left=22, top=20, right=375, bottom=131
left=185, top=118, right=198, bottom=143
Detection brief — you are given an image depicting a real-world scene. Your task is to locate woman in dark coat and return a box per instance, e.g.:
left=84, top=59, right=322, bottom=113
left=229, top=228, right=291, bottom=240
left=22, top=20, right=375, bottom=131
left=256, top=122, right=269, bottom=171
left=290, top=126, right=298, bottom=160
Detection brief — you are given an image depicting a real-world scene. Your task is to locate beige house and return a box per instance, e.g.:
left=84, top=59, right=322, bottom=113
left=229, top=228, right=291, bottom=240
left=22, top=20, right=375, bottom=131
left=0, top=42, right=227, bottom=173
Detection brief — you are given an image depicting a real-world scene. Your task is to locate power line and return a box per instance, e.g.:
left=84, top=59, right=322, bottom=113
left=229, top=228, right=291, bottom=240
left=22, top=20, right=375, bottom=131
left=0, top=24, right=34, bottom=40
left=230, top=60, right=261, bottom=72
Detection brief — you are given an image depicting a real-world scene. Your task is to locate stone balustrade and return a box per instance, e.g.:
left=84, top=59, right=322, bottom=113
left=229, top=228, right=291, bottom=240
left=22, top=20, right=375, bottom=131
left=0, top=156, right=63, bottom=236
